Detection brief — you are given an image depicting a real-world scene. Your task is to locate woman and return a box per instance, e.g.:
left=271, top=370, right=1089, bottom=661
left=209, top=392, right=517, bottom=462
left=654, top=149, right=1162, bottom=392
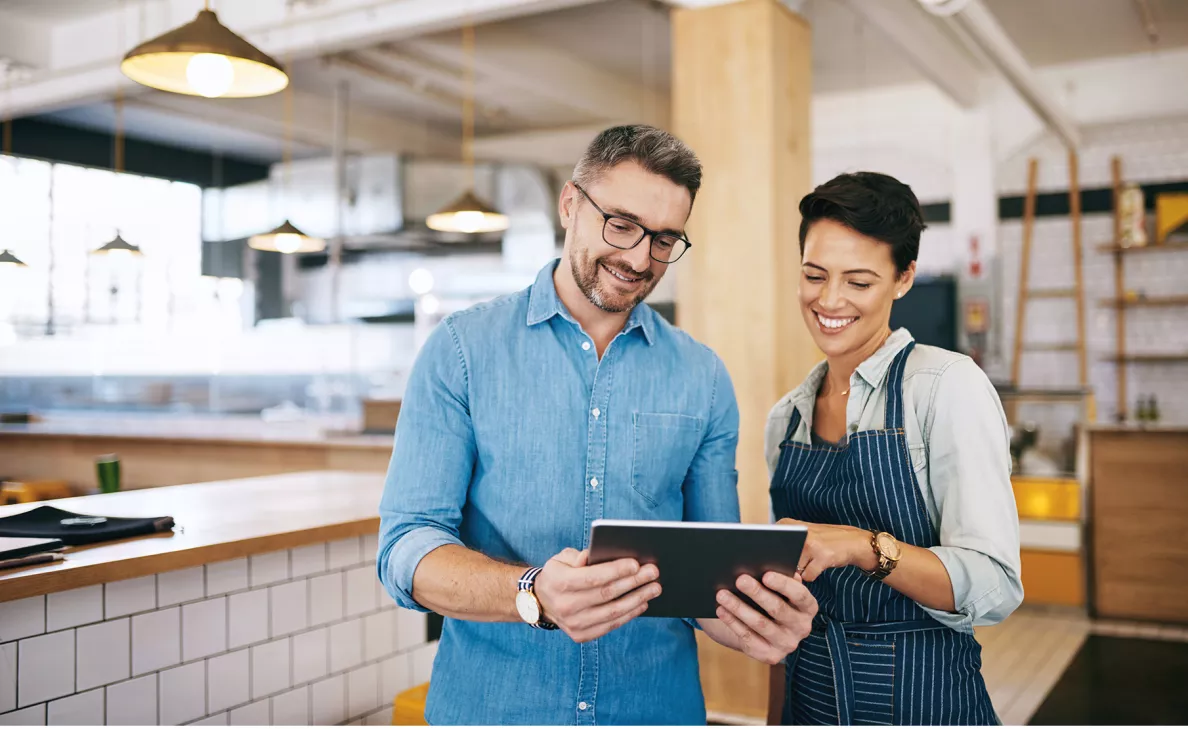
left=766, top=172, right=1023, bottom=725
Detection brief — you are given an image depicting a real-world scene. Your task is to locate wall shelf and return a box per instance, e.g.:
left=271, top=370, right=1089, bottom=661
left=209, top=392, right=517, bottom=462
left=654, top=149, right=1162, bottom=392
left=1098, top=295, right=1188, bottom=308
left=1101, top=353, right=1188, bottom=363
left=1097, top=239, right=1188, bottom=254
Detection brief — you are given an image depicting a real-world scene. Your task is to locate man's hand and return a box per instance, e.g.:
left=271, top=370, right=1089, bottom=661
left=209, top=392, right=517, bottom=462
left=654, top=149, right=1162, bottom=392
left=711, top=571, right=817, bottom=664
left=533, top=547, right=661, bottom=643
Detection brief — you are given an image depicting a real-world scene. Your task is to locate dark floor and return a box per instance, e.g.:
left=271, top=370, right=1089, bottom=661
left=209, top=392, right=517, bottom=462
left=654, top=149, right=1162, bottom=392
left=1029, top=635, right=1188, bottom=725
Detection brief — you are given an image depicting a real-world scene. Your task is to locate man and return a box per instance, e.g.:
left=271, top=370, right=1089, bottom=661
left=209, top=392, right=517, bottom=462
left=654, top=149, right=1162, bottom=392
left=378, top=125, right=816, bottom=725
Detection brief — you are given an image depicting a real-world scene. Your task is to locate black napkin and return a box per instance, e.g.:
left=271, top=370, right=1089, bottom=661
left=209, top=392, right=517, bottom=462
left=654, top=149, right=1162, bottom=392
left=0, top=505, right=174, bottom=546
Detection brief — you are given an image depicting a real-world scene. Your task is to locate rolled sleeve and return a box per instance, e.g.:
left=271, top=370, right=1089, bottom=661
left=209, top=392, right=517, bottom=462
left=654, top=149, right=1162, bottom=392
left=376, top=318, right=473, bottom=612
left=922, top=358, right=1024, bottom=632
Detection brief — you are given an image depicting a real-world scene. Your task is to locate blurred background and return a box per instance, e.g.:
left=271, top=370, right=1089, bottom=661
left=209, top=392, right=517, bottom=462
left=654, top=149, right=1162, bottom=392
left=1, top=0, right=1186, bottom=726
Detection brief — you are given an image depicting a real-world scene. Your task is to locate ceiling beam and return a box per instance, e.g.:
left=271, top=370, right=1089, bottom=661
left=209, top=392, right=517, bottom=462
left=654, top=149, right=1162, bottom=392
left=472, top=123, right=619, bottom=167
left=840, top=0, right=984, bottom=109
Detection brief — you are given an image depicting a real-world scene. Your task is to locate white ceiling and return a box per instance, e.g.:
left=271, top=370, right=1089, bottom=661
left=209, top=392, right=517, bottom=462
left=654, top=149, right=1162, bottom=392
left=0, top=0, right=126, bottom=22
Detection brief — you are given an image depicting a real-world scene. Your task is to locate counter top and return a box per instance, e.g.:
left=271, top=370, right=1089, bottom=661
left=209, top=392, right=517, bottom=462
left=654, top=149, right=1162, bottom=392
left=0, top=412, right=393, bottom=449
left=0, top=470, right=384, bottom=602
left=1087, top=423, right=1188, bottom=433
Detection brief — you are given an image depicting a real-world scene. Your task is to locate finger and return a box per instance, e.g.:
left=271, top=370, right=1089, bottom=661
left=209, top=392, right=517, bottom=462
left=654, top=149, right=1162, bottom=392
left=762, top=571, right=816, bottom=612
left=575, top=599, right=651, bottom=643
left=716, top=588, right=782, bottom=642
left=801, top=557, right=826, bottom=583
left=565, top=558, right=642, bottom=591
left=585, top=564, right=660, bottom=605
left=572, top=582, right=660, bottom=631
left=574, top=549, right=589, bottom=567
left=735, top=575, right=794, bottom=626
left=715, top=602, right=778, bottom=664
left=551, top=548, right=584, bottom=567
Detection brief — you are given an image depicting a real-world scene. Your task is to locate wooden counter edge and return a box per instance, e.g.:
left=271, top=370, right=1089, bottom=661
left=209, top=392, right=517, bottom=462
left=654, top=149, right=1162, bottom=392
left=0, top=517, right=380, bottom=603
left=0, top=428, right=393, bottom=451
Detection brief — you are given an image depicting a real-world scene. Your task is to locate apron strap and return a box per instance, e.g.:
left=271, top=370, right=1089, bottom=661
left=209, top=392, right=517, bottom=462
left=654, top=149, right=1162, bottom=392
left=882, top=340, right=917, bottom=431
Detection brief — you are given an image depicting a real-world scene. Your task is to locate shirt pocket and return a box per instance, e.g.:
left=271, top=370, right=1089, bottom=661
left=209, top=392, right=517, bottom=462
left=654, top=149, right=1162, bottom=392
left=908, top=443, right=927, bottom=474
left=631, top=412, right=704, bottom=509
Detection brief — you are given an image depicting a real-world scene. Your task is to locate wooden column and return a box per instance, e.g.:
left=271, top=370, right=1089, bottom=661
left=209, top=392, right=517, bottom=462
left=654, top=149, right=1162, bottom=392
left=672, top=0, right=816, bottom=719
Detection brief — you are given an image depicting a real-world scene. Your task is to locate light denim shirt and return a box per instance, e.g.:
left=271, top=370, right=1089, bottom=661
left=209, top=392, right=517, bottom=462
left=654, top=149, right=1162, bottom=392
left=764, top=329, right=1023, bottom=634
left=377, top=259, right=740, bottom=725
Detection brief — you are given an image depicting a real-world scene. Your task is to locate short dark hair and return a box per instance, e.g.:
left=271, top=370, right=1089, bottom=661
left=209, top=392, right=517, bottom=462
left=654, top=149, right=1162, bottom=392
left=573, top=125, right=702, bottom=203
left=798, top=172, right=925, bottom=275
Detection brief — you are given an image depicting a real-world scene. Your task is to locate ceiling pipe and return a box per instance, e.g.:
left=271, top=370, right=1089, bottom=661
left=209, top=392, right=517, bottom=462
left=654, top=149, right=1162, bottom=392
left=918, top=0, right=1081, bottom=149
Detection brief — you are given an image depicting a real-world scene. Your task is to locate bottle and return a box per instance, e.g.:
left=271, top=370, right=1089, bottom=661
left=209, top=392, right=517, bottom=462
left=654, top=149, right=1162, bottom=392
left=1135, top=395, right=1150, bottom=425
left=1150, top=395, right=1161, bottom=424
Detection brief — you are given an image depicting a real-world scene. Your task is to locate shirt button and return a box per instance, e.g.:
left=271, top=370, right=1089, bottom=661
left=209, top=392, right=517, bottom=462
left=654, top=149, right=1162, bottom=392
left=578, top=702, right=589, bottom=711
left=581, top=342, right=591, bottom=351
left=592, top=408, right=601, bottom=419
left=590, top=478, right=599, bottom=489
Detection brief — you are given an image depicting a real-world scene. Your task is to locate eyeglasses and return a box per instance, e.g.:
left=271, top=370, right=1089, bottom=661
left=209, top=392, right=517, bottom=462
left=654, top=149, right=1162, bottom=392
left=572, top=182, right=692, bottom=264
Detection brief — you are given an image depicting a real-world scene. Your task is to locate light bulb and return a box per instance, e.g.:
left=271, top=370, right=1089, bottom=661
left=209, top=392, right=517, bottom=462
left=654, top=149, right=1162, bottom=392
left=421, top=294, right=441, bottom=315
left=408, top=268, right=434, bottom=295
left=186, top=53, right=235, bottom=98
left=106, top=249, right=133, bottom=260
left=273, top=233, right=302, bottom=254
left=452, top=211, right=487, bottom=234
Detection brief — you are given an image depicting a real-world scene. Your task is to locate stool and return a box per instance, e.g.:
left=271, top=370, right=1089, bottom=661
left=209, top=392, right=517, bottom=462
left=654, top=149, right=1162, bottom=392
left=0, top=480, right=72, bottom=505
left=391, top=683, right=429, bottom=725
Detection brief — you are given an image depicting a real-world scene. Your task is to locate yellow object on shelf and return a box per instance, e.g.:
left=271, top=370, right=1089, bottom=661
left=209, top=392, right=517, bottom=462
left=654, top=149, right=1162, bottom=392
left=1155, top=192, right=1188, bottom=245
left=1012, top=476, right=1080, bottom=521
left=0, top=480, right=72, bottom=505
left=391, top=683, right=429, bottom=726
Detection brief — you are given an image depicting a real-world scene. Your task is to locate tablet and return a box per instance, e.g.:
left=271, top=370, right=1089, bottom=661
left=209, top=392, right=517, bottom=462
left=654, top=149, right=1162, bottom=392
left=587, top=519, right=807, bottom=619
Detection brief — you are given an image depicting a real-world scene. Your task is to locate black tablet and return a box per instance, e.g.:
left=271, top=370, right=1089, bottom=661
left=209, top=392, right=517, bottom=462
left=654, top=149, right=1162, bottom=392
left=587, top=519, right=807, bottom=619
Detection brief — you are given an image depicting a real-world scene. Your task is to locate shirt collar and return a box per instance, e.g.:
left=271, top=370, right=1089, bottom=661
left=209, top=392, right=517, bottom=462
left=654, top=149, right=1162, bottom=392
left=525, top=258, right=656, bottom=346
left=785, top=328, right=915, bottom=410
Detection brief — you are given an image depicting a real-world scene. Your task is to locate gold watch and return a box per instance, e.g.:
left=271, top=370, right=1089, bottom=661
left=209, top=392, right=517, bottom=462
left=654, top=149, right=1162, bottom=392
left=868, top=531, right=902, bottom=580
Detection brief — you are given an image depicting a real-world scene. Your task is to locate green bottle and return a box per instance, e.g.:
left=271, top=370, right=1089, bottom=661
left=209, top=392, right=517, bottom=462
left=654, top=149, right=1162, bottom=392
left=96, top=454, right=121, bottom=493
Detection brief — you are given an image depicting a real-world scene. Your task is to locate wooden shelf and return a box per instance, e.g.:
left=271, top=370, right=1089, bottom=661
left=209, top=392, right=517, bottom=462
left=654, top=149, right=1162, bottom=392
left=1022, top=343, right=1081, bottom=352
left=1097, top=240, right=1188, bottom=254
left=996, top=388, right=1091, bottom=403
left=1098, top=295, right=1188, bottom=308
left=1102, top=353, right=1188, bottom=363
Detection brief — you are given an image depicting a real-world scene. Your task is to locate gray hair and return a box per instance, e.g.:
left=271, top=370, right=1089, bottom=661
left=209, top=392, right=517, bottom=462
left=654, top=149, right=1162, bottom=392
left=572, top=125, right=702, bottom=203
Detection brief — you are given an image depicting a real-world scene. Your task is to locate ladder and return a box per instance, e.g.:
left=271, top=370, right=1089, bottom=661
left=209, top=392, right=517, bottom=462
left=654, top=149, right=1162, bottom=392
left=1008, top=153, right=1095, bottom=423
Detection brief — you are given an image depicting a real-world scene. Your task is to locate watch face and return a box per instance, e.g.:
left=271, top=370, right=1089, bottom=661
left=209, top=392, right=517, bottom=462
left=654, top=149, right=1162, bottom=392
left=515, top=591, right=541, bottom=624
left=877, top=533, right=901, bottom=560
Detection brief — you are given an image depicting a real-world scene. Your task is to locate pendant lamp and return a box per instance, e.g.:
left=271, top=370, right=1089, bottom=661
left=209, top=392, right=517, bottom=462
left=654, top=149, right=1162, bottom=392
left=1, top=76, right=28, bottom=267
left=92, top=77, right=142, bottom=259
left=425, top=21, right=508, bottom=234
left=0, top=249, right=27, bottom=267
left=93, top=233, right=142, bottom=258
left=121, top=1, right=288, bottom=99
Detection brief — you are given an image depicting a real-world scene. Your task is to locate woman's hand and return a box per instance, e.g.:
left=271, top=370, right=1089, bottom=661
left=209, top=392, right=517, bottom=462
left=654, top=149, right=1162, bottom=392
left=779, top=518, right=878, bottom=581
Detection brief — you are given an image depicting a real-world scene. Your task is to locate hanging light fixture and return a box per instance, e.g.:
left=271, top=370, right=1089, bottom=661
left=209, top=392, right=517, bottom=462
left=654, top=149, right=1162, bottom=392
left=0, top=249, right=27, bottom=267
left=93, top=60, right=142, bottom=259
left=249, top=43, right=324, bottom=254
left=121, top=1, right=288, bottom=99
left=93, top=232, right=142, bottom=258
left=426, top=21, right=508, bottom=234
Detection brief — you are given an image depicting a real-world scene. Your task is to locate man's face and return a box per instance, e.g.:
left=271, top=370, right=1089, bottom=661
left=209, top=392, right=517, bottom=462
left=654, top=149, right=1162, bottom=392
left=559, top=160, right=692, bottom=314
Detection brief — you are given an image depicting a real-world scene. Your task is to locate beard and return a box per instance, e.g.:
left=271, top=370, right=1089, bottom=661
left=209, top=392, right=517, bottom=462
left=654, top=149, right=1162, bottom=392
left=570, top=248, right=659, bottom=314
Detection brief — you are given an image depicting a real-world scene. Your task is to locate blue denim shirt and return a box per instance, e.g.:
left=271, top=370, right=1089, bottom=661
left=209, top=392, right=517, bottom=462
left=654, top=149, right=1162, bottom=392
left=377, top=259, right=740, bottom=725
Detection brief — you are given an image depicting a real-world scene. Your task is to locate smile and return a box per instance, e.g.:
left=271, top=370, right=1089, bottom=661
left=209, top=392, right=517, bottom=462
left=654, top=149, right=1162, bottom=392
left=601, top=262, right=645, bottom=285
left=815, top=312, right=858, bottom=332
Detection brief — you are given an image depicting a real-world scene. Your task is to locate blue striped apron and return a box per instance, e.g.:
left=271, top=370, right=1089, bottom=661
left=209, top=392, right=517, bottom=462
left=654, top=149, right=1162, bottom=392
left=770, top=342, right=998, bottom=725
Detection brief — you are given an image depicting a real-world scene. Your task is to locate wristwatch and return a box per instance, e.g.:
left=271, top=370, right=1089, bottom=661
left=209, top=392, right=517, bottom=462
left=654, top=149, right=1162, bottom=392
left=515, top=567, right=558, bottom=630
left=868, top=531, right=902, bottom=580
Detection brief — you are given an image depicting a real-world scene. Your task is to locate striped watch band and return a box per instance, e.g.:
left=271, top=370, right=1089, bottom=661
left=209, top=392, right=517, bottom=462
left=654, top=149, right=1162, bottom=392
left=518, top=567, right=558, bottom=630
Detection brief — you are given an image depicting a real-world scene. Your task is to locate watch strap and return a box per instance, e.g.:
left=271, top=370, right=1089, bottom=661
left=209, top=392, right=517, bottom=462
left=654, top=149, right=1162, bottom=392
left=518, top=567, right=558, bottom=630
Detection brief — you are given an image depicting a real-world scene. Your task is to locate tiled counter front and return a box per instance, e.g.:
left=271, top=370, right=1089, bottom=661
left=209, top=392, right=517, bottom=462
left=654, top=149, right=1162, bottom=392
left=0, top=535, right=436, bottom=726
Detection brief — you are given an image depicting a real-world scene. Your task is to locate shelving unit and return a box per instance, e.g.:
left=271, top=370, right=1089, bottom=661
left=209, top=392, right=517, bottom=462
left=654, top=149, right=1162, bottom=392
left=1100, top=156, right=1188, bottom=421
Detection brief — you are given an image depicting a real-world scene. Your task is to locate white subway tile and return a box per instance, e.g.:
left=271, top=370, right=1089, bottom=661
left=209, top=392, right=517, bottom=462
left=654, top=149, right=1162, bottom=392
left=0, top=643, right=15, bottom=714
left=104, top=577, right=156, bottom=619
left=270, top=581, right=308, bottom=637
left=290, top=544, right=327, bottom=578
left=188, top=713, right=228, bottom=726
left=206, top=649, right=249, bottom=714
left=329, top=619, right=363, bottom=673
left=0, top=704, right=45, bottom=725
left=366, top=708, right=393, bottom=726
left=310, top=676, right=346, bottom=727
left=228, top=589, right=268, bottom=649
left=131, top=607, right=180, bottom=675
left=18, top=630, right=75, bottom=707
left=345, top=567, right=378, bottom=617
left=375, top=577, right=392, bottom=609
left=309, top=574, right=344, bottom=627
left=395, top=609, right=427, bottom=651
left=292, top=628, right=329, bottom=685
left=328, top=538, right=362, bottom=570
left=106, top=675, right=157, bottom=726
left=159, top=662, right=207, bottom=726
left=158, top=567, right=205, bottom=608
left=363, top=612, right=395, bottom=662
left=250, top=638, right=291, bottom=700
left=249, top=552, right=289, bottom=588
left=347, top=664, right=380, bottom=719
left=182, top=598, right=227, bottom=662
left=361, top=534, right=379, bottom=564
left=46, top=586, right=103, bottom=632
left=47, top=688, right=103, bottom=726
left=380, top=655, right=410, bottom=702
left=0, top=597, right=45, bottom=642
left=228, top=699, right=270, bottom=726
left=411, top=642, right=437, bottom=686
left=205, top=559, right=248, bottom=596
left=271, top=686, right=309, bottom=726
left=76, top=618, right=130, bottom=691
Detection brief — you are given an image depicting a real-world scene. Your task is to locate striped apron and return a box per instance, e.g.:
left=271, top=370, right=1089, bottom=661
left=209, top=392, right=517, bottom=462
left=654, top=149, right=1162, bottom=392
left=770, top=343, right=998, bottom=726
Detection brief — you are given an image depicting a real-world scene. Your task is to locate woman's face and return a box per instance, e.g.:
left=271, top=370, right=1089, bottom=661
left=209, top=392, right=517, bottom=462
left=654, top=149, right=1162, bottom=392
left=798, top=219, right=915, bottom=360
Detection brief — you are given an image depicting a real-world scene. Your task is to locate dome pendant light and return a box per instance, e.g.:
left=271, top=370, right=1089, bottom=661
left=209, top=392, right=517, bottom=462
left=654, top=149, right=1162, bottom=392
left=121, top=1, right=288, bottom=99
left=0, top=249, right=28, bottom=267
left=426, top=21, right=508, bottom=234
left=93, top=232, right=142, bottom=258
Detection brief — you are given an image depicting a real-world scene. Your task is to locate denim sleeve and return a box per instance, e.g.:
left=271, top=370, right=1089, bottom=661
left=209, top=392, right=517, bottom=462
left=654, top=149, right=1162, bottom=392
left=922, top=358, right=1025, bottom=632
left=682, top=355, right=741, bottom=525
left=376, top=317, right=473, bottom=612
